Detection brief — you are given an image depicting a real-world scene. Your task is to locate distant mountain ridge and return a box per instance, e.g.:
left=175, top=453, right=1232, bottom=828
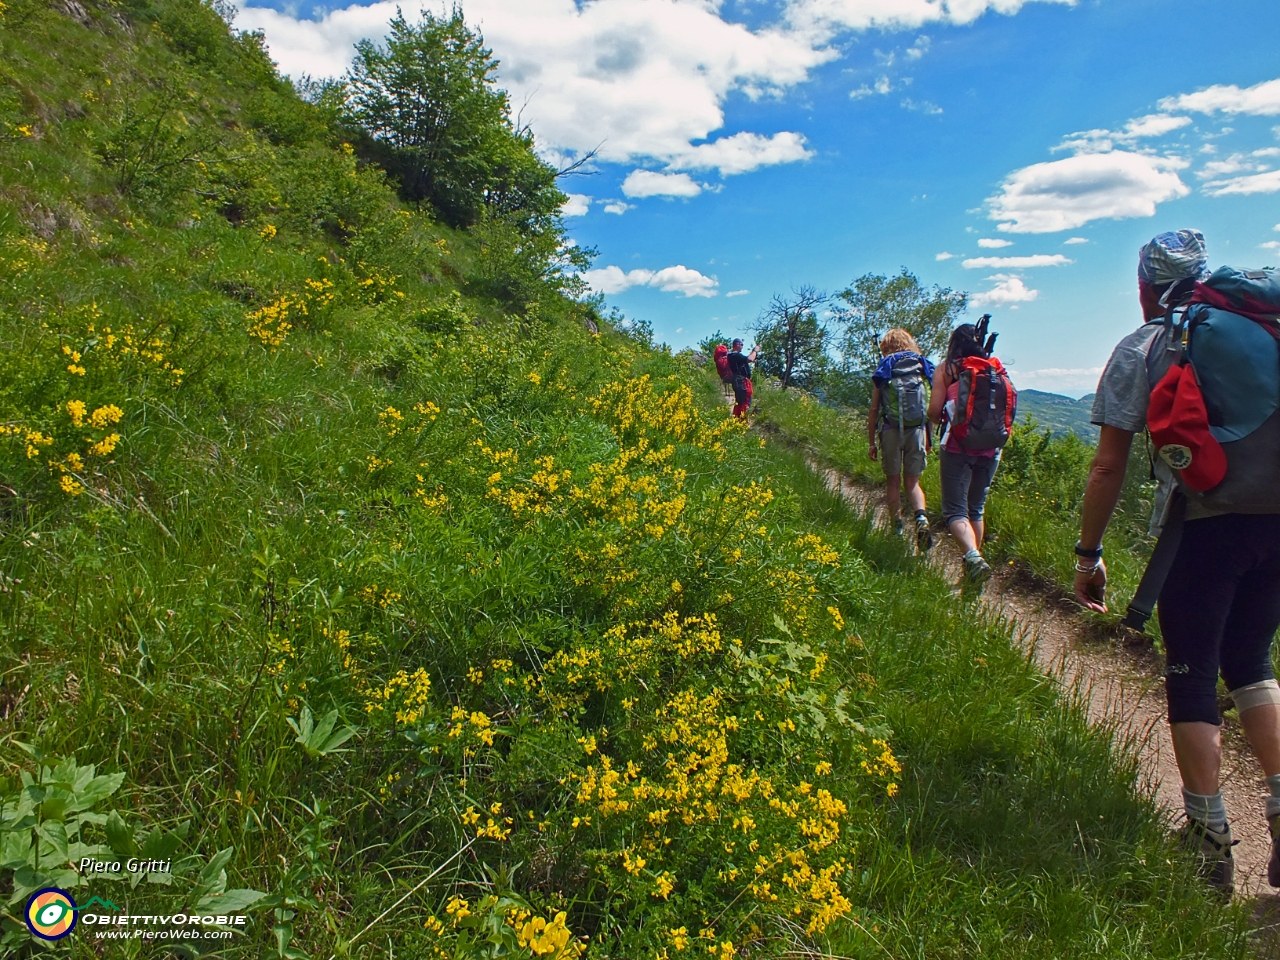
left=1017, top=389, right=1098, bottom=443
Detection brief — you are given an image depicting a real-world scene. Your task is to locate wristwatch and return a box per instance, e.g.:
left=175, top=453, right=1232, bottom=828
left=1074, top=541, right=1103, bottom=559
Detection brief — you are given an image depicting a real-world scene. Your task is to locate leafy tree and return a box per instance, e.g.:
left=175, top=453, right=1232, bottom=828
left=826, top=268, right=967, bottom=406
left=753, top=286, right=829, bottom=391
left=345, top=8, right=564, bottom=232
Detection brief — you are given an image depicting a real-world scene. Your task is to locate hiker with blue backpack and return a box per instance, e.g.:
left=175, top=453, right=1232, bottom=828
left=1073, top=229, right=1280, bottom=898
left=928, top=316, right=1017, bottom=587
left=867, top=329, right=935, bottom=550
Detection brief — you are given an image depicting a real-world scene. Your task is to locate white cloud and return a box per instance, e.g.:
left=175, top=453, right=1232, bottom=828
left=987, top=152, right=1190, bottom=233
left=561, top=193, right=591, bottom=217
left=1055, top=114, right=1192, bottom=154
left=622, top=170, right=703, bottom=198
left=239, top=0, right=831, bottom=178
left=1012, top=365, right=1104, bottom=392
left=1203, top=169, right=1280, bottom=197
left=668, top=131, right=813, bottom=175
left=582, top=263, right=718, bottom=298
left=935, top=252, right=955, bottom=261
left=785, top=0, right=1074, bottom=35
left=962, top=254, right=1072, bottom=269
left=1275, top=223, right=1280, bottom=232
left=725, top=289, right=750, bottom=297
left=603, top=200, right=634, bottom=215
left=1063, top=236, right=1089, bottom=244
left=1160, top=77, right=1280, bottom=117
left=1261, top=241, right=1280, bottom=250
left=1253, top=147, right=1280, bottom=158
left=1197, top=153, right=1270, bottom=180
left=850, top=75, right=893, bottom=99
left=969, top=274, right=1039, bottom=307
left=977, top=238, right=1013, bottom=248
left=901, top=98, right=943, bottom=115
left=905, top=35, right=931, bottom=60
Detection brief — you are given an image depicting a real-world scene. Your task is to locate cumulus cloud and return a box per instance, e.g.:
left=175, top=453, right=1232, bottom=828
left=668, top=131, right=813, bottom=175
left=969, top=274, right=1039, bottom=307
left=603, top=200, right=634, bottom=215
left=1261, top=241, right=1280, bottom=250
left=622, top=170, right=703, bottom=198
left=962, top=254, right=1072, bottom=269
left=561, top=193, right=591, bottom=217
left=1064, top=236, right=1089, bottom=244
left=725, top=289, right=751, bottom=297
left=1159, top=77, right=1280, bottom=116
left=901, top=98, right=943, bottom=115
left=582, top=264, right=718, bottom=297
left=987, top=152, right=1190, bottom=233
left=239, top=0, right=830, bottom=178
left=935, top=252, right=955, bottom=260
left=977, top=238, right=1013, bottom=248
left=1203, top=169, right=1280, bottom=196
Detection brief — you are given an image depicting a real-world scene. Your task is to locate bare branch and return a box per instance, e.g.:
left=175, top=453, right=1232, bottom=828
left=556, top=144, right=603, bottom=178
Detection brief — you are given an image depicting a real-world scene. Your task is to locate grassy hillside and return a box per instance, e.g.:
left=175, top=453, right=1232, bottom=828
left=0, top=0, right=1248, bottom=957
left=1017, top=390, right=1099, bottom=443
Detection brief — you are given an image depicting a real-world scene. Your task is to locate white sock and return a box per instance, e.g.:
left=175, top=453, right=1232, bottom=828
left=1183, top=788, right=1228, bottom=832
left=1265, top=774, right=1280, bottom=822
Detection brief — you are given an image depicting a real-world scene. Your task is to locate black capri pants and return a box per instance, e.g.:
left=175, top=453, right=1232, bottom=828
left=1160, top=513, right=1280, bottom=725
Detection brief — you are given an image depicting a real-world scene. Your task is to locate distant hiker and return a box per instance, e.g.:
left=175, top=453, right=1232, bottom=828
left=727, top=338, right=758, bottom=418
left=1074, top=228, right=1280, bottom=897
left=928, top=315, right=1016, bottom=586
left=867, top=328, right=935, bottom=548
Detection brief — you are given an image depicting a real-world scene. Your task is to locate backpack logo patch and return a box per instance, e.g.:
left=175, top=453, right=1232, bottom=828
left=1159, top=444, right=1193, bottom=471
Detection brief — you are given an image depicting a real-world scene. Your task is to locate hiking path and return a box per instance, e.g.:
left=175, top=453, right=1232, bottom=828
left=815, top=459, right=1280, bottom=914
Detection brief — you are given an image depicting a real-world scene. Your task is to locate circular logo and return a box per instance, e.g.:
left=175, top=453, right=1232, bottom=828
left=25, top=888, right=78, bottom=941
left=1159, top=444, right=1193, bottom=471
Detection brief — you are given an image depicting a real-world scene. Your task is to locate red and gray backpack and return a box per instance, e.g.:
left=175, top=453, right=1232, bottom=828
left=951, top=355, right=1017, bottom=450
left=1124, top=265, right=1280, bottom=631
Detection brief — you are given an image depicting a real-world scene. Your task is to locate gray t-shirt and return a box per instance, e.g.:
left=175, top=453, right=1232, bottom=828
left=1090, top=320, right=1217, bottom=533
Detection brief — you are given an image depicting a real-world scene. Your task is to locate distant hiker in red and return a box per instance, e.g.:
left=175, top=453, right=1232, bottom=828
left=727, top=338, right=758, bottom=418
left=927, top=315, right=1016, bottom=588
left=1074, top=229, right=1280, bottom=898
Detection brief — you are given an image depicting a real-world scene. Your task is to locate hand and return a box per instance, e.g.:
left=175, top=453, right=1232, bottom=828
left=1073, top=558, right=1107, bottom=613
left=868, top=443, right=878, bottom=462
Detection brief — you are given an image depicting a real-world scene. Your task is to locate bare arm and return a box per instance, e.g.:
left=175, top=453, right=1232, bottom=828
left=927, top=364, right=949, bottom=425
left=1073, top=424, right=1135, bottom=612
left=867, top=386, right=881, bottom=458
left=748, top=346, right=759, bottom=363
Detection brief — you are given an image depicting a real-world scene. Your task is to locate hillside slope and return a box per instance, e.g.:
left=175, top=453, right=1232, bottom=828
left=1017, top=389, right=1099, bottom=443
left=0, top=1, right=1248, bottom=957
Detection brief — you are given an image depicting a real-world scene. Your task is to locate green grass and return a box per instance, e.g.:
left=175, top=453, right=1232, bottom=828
left=0, top=1, right=1254, bottom=956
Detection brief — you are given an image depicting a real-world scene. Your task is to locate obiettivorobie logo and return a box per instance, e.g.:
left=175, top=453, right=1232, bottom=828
left=25, top=888, right=79, bottom=941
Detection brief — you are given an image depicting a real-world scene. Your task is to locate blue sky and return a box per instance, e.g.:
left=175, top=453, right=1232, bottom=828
left=238, top=0, right=1280, bottom=397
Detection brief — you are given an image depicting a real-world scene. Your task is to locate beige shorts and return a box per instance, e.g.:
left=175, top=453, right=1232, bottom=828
left=878, top=424, right=927, bottom=478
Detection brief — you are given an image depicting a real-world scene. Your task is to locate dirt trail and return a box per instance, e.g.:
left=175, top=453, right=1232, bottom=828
left=820, top=465, right=1280, bottom=907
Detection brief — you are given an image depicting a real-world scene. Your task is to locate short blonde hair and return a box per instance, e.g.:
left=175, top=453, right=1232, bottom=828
left=879, top=328, right=920, bottom=356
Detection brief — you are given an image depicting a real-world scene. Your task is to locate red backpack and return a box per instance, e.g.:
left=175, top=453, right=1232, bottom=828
left=713, top=344, right=732, bottom=383
left=951, top=356, right=1017, bottom=450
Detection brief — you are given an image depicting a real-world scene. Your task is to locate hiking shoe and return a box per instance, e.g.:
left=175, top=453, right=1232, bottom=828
left=1269, top=815, right=1280, bottom=888
left=963, top=554, right=993, bottom=586
left=893, top=518, right=905, bottom=537
left=1180, top=819, right=1236, bottom=898
left=915, top=515, right=933, bottom=552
